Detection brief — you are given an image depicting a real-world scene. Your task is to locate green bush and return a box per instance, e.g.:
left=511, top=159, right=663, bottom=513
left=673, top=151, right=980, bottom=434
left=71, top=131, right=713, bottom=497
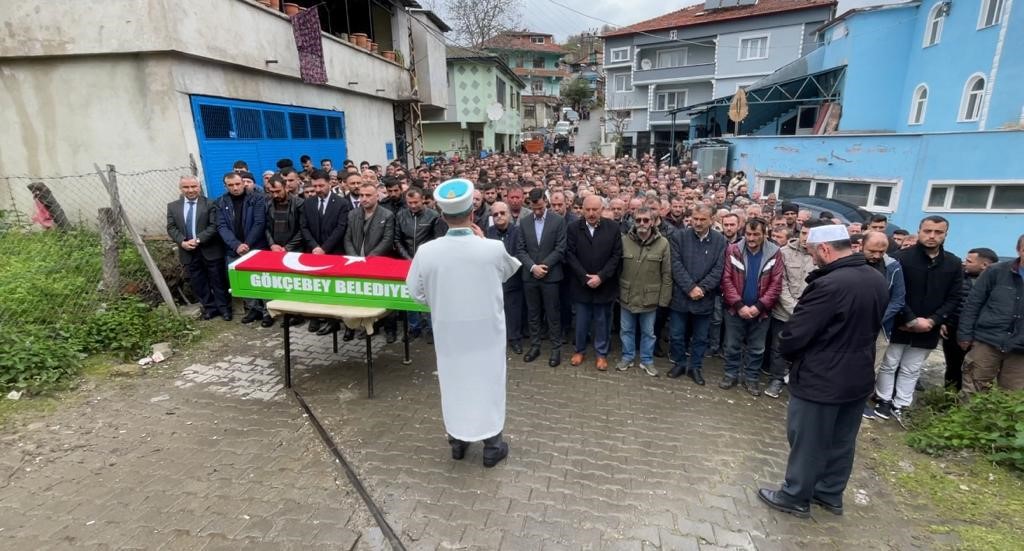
left=0, top=228, right=194, bottom=392
left=0, top=326, right=81, bottom=392
left=907, top=389, right=1024, bottom=472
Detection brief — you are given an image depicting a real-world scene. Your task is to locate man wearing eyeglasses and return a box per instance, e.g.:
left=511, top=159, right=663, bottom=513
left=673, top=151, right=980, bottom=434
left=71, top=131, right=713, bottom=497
left=486, top=202, right=526, bottom=354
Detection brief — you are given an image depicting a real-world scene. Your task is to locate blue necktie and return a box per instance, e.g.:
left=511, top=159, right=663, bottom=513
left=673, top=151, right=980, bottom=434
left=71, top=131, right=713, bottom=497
left=185, top=201, right=195, bottom=240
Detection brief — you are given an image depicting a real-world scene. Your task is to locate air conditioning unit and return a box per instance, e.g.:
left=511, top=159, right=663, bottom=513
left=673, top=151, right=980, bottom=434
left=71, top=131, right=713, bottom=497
left=691, top=144, right=730, bottom=176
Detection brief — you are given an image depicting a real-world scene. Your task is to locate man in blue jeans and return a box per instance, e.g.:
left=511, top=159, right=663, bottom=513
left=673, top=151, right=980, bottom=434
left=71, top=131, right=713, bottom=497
left=667, top=205, right=726, bottom=385
left=720, top=218, right=784, bottom=396
left=616, top=208, right=673, bottom=375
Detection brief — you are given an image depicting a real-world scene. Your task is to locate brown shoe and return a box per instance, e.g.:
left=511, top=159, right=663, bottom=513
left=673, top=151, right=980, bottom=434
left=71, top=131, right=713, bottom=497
left=570, top=352, right=584, bottom=366
left=596, top=357, right=608, bottom=371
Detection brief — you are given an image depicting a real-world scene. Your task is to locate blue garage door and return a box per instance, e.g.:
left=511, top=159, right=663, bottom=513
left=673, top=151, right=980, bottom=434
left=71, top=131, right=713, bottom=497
left=191, top=95, right=347, bottom=198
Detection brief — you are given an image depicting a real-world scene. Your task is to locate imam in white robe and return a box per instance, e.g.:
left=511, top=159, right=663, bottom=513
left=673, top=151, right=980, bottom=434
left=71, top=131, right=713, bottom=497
left=406, top=228, right=521, bottom=441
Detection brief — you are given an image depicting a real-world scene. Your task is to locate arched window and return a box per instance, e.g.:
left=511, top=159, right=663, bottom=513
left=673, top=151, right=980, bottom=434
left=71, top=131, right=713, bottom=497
left=924, top=3, right=945, bottom=47
left=959, top=74, right=986, bottom=122
left=909, top=84, right=928, bottom=125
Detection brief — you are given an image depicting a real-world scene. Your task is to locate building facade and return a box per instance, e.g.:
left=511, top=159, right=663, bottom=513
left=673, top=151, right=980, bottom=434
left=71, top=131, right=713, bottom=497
left=421, top=47, right=525, bottom=157
left=0, top=0, right=448, bottom=233
left=602, top=0, right=836, bottom=158
left=481, top=32, right=569, bottom=130
left=695, top=0, right=1023, bottom=256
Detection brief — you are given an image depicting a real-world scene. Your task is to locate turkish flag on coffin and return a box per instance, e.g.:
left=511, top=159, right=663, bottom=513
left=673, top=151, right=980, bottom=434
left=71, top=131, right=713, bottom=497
left=230, top=250, right=411, bottom=282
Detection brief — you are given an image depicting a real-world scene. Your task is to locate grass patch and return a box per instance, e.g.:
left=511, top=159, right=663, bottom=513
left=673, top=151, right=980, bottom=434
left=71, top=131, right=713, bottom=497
left=869, top=439, right=1024, bottom=550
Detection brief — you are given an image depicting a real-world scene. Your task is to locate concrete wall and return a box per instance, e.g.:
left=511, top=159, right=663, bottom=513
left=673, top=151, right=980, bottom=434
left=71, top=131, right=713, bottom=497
left=410, top=12, right=450, bottom=110
left=422, top=123, right=470, bottom=154
left=715, top=23, right=807, bottom=79
left=728, top=130, right=1024, bottom=256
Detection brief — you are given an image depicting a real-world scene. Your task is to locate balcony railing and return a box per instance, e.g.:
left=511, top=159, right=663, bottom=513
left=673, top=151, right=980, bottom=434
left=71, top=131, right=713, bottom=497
left=632, top=63, right=715, bottom=84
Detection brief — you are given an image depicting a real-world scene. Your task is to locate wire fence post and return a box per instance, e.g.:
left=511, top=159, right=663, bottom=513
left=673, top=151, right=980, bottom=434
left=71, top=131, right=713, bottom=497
left=98, top=207, right=120, bottom=294
left=95, top=163, right=178, bottom=314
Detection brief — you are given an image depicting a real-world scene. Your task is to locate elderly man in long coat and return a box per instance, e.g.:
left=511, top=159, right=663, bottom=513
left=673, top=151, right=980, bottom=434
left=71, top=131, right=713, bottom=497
left=757, top=225, right=888, bottom=518
left=406, top=179, right=522, bottom=467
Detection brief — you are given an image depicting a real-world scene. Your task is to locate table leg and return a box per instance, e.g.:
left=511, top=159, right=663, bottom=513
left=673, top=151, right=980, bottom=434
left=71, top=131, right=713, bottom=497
left=333, top=323, right=339, bottom=353
left=283, top=314, right=292, bottom=389
left=402, top=311, right=411, bottom=365
left=365, top=331, right=374, bottom=399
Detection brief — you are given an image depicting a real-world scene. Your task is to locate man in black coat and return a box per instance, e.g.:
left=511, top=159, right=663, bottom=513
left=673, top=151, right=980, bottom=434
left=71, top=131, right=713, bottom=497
left=667, top=205, right=726, bottom=384
left=871, top=216, right=962, bottom=422
left=757, top=224, right=887, bottom=519
left=166, top=175, right=229, bottom=320
left=516, top=189, right=568, bottom=367
left=486, top=201, right=526, bottom=354
left=566, top=195, right=622, bottom=371
left=300, top=169, right=350, bottom=334
left=344, top=179, right=397, bottom=341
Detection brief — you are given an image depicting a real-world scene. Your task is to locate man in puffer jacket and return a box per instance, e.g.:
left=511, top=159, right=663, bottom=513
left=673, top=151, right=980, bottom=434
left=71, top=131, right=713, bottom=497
left=957, top=234, right=1024, bottom=395
left=720, top=218, right=784, bottom=396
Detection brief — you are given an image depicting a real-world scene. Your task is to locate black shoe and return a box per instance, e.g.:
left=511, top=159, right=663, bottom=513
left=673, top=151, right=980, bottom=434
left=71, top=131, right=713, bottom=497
left=221, top=310, right=233, bottom=321
left=744, top=380, right=762, bottom=397
left=307, top=319, right=322, bottom=333
left=667, top=363, right=686, bottom=379
left=201, top=310, right=216, bottom=321
left=757, top=489, right=810, bottom=519
left=425, top=331, right=434, bottom=345
left=548, top=351, right=561, bottom=368
left=316, top=321, right=339, bottom=336
left=653, top=343, right=666, bottom=358
left=524, top=347, right=541, bottom=362
left=482, top=435, right=509, bottom=468
left=260, top=315, right=275, bottom=328
left=449, top=437, right=469, bottom=461
left=915, top=380, right=926, bottom=392
left=241, top=310, right=261, bottom=324
left=874, top=400, right=894, bottom=420
left=690, top=370, right=706, bottom=386
left=764, top=379, right=785, bottom=399
left=812, top=495, right=844, bottom=516
left=510, top=341, right=523, bottom=355
left=285, top=316, right=305, bottom=327
left=342, top=328, right=355, bottom=341
left=719, top=376, right=738, bottom=390
left=385, top=331, right=397, bottom=344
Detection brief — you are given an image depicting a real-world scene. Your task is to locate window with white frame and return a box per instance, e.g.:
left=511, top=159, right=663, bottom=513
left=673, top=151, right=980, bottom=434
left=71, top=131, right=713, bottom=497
left=909, top=84, right=928, bottom=125
left=959, top=74, right=986, bottom=122
left=927, top=181, right=1024, bottom=211
left=979, top=0, right=1004, bottom=28
left=738, top=35, right=769, bottom=61
left=614, top=74, right=631, bottom=92
left=656, top=48, right=687, bottom=68
left=610, top=47, right=630, bottom=63
left=655, top=91, right=686, bottom=111
left=668, top=30, right=678, bottom=40
left=761, top=177, right=897, bottom=211
left=924, top=3, right=945, bottom=47
left=532, top=79, right=544, bottom=94
left=531, top=36, right=545, bottom=44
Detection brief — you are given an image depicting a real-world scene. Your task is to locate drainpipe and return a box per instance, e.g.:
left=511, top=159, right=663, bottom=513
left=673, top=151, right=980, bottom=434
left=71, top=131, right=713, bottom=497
left=670, top=112, right=677, bottom=166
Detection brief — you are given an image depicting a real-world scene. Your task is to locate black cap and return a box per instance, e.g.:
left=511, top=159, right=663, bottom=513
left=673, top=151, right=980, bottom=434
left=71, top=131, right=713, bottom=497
left=781, top=202, right=798, bottom=214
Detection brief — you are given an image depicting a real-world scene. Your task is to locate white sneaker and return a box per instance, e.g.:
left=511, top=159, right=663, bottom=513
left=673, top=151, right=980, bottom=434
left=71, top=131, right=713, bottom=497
left=640, top=363, right=658, bottom=377
left=615, top=359, right=633, bottom=372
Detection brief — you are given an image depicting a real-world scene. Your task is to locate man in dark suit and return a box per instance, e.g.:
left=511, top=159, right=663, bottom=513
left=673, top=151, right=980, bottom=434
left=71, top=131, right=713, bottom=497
left=516, top=188, right=568, bottom=367
left=216, top=172, right=269, bottom=326
left=300, top=169, right=350, bottom=335
left=166, top=175, right=229, bottom=320
left=344, top=179, right=397, bottom=341
left=486, top=201, right=525, bottom=354
left=566, top=195, right=622, bottom=371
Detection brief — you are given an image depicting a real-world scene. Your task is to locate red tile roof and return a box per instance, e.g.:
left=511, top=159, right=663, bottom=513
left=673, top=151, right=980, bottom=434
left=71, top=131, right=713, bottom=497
left=602, top=0, right=837, bottom=38
left=480, top=32, right=567, bottom=54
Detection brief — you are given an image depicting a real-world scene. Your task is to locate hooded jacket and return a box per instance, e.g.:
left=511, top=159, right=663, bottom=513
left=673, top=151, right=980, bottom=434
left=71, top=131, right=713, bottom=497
left=721, top=239, right=784, bottom=319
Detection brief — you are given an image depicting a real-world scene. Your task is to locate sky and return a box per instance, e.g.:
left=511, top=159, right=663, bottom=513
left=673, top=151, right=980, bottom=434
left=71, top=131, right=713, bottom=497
left=430, top=0, right=899, bottom=42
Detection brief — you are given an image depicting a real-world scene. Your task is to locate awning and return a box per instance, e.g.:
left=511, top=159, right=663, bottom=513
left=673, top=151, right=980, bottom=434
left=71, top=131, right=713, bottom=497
left=677, top=64, right=846, bottom=116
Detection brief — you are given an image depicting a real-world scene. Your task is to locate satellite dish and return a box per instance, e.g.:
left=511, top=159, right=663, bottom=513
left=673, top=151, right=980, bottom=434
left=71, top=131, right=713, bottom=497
left=640, top=58, right=652, bottom=70
left=486, top=102, right=505, bottom=121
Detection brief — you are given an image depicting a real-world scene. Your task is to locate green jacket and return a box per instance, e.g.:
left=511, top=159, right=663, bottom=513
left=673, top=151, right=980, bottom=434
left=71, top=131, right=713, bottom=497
left=619, top=227, right=673, bottom=313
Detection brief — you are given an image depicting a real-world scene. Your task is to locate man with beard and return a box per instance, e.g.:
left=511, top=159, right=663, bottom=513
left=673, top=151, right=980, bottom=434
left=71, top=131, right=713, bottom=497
left=616, top=207, right=672, bottom=375
left=757, top=224, right=888, bottom=519
left=861, top=231, right=907, bottom=376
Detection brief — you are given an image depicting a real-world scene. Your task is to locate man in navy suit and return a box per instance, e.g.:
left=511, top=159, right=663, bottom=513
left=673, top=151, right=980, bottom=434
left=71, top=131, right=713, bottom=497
left=516, top=188, right=568, bottom=367
left=300, top=169, right=350, bottom=334
left=216, top=172, right=270, bottom=326
left=166, top=175, right=229, bottom=320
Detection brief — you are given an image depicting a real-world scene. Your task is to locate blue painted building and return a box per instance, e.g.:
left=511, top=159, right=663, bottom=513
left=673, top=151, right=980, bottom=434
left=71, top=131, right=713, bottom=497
left=688, top=0, right=1024, bottom=256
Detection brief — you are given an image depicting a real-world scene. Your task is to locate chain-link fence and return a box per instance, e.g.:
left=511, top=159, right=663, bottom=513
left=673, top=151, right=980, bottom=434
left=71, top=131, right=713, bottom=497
left=0, top=163, right=199, bottom=390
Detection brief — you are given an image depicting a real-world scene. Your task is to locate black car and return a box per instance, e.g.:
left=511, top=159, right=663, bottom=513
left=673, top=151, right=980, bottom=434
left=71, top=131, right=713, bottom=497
left=785, top=196, right=903, bottom=236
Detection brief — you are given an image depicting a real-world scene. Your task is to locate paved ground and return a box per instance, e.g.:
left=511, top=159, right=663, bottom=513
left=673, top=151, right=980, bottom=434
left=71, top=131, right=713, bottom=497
left=0, top=321, right=953, bottom=550
left=573, top=109, right=603, bottom=156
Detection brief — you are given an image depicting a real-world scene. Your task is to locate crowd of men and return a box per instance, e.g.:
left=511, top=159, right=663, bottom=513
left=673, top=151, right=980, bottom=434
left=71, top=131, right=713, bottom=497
left=167, top=152, right=1024, bottom=424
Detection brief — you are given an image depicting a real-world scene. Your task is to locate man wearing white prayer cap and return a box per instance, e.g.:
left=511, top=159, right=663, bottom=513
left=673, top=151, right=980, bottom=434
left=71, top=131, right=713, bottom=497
left=406, top=178, right=522, bottom=467
left=757, top=223, right=888, bottom=518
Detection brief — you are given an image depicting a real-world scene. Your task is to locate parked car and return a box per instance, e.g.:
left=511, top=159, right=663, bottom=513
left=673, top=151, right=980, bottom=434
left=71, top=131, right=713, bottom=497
left=553, top=121, right=572, bottom=136
left=785, top=196, right=904, bottom=236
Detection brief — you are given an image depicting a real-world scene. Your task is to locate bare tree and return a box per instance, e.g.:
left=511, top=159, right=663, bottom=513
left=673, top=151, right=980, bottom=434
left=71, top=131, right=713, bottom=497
left=444, top=0, right=523, bottom=47
left=602, top=109, right=631, bottom=157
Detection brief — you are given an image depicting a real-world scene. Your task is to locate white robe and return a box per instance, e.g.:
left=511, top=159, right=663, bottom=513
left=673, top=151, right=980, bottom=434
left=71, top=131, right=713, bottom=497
left=406, top=228, right=521, bottom=441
